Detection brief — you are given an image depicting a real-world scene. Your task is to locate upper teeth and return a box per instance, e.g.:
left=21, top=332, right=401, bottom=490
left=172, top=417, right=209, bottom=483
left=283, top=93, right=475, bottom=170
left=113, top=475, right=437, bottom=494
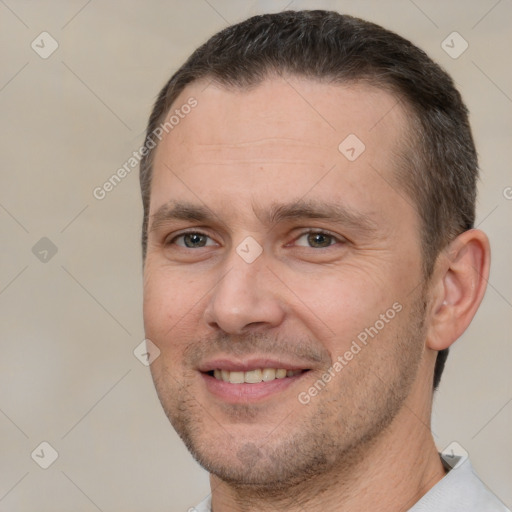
left=213, top=368, right=302, bottom=384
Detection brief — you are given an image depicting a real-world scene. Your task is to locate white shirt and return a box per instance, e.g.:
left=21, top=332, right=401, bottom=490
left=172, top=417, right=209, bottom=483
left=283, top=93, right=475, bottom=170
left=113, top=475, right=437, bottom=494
left=409, top=455, right=509, bottom=511
left=191, top=457, right=509, bottom=511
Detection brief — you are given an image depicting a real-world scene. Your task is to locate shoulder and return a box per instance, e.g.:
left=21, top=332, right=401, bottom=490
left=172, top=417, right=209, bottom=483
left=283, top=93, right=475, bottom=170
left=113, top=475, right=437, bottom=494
left=409, top=457, right=510, bottom=512
left=190, top=495, right=212, bottom=512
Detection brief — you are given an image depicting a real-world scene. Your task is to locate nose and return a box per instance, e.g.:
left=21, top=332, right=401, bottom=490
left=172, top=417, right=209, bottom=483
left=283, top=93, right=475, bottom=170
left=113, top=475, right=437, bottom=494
left=204, top=255, right=286, bottom=335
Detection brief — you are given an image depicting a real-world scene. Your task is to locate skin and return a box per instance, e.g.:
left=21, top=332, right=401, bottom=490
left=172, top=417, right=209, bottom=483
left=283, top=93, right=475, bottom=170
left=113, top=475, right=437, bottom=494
left=142, top=77, right=490, bottom=511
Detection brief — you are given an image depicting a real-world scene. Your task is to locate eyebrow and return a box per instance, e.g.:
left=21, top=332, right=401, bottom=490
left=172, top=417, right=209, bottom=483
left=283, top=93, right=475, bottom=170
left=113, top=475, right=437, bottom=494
left=149, top=201, right=213, bottom=233
left=262, top=199, right=378, bottom=233
left=149, top=199, right=378, bottom=234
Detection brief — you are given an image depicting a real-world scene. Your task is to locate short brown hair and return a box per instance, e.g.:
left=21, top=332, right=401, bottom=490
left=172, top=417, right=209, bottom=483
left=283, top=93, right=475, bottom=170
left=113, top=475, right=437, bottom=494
left=140, top=10, right=479, bottom=388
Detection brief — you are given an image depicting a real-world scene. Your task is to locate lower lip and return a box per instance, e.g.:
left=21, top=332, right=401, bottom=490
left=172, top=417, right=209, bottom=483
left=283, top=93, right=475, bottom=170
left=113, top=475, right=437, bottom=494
left=201, top=372, right=308, bottom=403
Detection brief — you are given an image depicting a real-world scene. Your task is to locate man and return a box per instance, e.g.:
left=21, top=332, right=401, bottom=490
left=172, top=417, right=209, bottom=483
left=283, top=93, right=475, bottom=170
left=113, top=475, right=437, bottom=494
left=139, top=10, right=508, bottom=511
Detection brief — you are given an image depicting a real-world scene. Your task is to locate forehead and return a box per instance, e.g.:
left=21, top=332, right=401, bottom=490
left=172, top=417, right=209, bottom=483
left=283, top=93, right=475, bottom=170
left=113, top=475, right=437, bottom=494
left=150, top=77, right=413, bottom=224
left=158, top=77, right=407, bottom=152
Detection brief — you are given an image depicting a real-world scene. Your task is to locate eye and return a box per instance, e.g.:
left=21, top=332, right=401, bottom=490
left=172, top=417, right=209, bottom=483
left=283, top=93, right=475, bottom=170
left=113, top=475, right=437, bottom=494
left=173, top=232, right=216, bottom=248
left=294, top=231, right=340, bottom=248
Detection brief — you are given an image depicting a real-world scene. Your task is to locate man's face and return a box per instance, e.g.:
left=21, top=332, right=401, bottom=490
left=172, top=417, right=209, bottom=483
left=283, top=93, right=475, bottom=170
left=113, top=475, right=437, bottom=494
left=143, top=78, right=429, bottom=487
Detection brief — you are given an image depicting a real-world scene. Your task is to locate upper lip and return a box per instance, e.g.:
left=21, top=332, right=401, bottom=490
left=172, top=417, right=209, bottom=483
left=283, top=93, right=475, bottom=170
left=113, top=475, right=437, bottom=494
left=198, top=357, right=312, bottom=373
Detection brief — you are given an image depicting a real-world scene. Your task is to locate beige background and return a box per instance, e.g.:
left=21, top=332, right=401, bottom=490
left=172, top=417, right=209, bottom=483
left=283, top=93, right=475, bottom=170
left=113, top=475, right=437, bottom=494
left=0, top=1, right=511, bottom=510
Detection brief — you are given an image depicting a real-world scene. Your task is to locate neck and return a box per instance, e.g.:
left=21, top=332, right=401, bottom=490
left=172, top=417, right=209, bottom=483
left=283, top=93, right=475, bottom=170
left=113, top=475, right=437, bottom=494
left=209, top=385, right=445, bottom=511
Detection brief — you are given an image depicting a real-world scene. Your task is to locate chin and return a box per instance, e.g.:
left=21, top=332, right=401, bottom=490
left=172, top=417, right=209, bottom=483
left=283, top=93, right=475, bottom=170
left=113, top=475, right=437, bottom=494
left=178, top=422, right=341, bottom=491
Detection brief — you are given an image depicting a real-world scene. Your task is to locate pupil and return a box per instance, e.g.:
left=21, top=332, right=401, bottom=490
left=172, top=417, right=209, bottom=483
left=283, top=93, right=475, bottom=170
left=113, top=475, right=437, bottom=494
left=308, top=233, right=331, bottom=248
left=185, top=233, right=206, bottom=248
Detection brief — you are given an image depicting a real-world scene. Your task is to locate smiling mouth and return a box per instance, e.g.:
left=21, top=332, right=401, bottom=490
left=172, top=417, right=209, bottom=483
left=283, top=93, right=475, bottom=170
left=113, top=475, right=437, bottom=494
left=207, top=368, right=309, bottom=384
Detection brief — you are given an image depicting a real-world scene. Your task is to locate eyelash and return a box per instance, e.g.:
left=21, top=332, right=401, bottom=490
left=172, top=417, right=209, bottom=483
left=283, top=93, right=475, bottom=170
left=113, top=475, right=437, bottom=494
left=167, top=230, right=214, bottom=246
left=167, top=229, right=345, bottom=248
left=293, top=230, right=343, bottom=248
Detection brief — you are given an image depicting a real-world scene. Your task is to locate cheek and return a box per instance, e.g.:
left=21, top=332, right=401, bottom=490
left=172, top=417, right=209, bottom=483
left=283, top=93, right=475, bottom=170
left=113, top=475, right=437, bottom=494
left=143, top=269, right=204, bottom=387
left=142, top=264, right=206, bottom=349
left=281, top=266, right=397, bottom=353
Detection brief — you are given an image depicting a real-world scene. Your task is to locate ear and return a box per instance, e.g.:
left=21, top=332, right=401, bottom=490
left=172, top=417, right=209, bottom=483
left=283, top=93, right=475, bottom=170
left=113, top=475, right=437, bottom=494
left=426, top=229, right=491, bottom=351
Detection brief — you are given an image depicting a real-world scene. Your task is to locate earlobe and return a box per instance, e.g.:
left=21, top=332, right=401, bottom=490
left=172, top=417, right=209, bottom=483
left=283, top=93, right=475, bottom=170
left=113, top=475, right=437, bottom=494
left=426, top=229, right=491, bottom=351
